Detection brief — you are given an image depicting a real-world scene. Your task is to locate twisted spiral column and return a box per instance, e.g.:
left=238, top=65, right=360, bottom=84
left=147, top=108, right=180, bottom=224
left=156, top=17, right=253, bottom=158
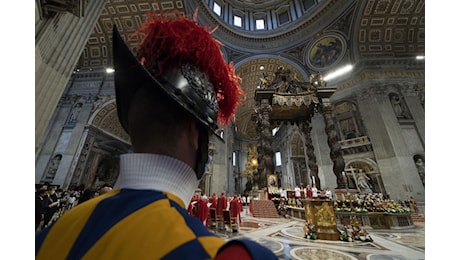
left=254, top=99, right=274, bottom=189
left=299, top=121, right=320, bottom=189
left=322, top=105, right=347, bottom=189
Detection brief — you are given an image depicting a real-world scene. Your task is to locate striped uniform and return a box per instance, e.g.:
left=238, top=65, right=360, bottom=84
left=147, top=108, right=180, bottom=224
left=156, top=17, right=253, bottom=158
left=36, top=189, right=226, bottom=259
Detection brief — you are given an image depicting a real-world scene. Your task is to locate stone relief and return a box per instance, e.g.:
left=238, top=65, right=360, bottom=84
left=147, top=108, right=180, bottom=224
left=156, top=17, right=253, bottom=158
left=413, top=154, right=425, bottom=186
left=307, top=34, right=346, bottom=70
left=389, top=93, right=411, bottom=119
left=43, top=154, right=62, bottom=182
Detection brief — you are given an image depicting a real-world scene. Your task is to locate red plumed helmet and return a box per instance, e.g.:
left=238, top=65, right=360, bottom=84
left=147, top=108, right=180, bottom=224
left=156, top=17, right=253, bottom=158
left=113, top=10, right=245, bottom=136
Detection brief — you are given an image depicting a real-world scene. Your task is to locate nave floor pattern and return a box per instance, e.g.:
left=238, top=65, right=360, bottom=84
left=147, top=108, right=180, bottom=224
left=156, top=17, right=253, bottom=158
left=210, top=208, right=425, bottom=260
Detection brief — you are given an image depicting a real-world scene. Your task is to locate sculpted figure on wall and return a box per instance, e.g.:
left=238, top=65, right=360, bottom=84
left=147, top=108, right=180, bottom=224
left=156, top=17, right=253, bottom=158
left=44, top=154, right=62, bottom=181
left=68, top=102, right=83, bottom=123
left=389, top=93, right=410, bottom=119
left=357, top=169, right=373, bottom=193
left=414, top=155, right=425, bottom=186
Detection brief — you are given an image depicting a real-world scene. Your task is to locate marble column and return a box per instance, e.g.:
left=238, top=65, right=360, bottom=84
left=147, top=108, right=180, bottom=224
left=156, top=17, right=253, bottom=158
left=35, top=0, right=108, bottom=151
left=402, top=84, right=425, bottom=146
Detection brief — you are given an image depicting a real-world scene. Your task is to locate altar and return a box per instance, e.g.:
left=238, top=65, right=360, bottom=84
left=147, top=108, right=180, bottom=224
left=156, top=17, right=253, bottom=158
left=285, top=198, right=415, bottom=232
left=304, top=198, right=339, bottom=240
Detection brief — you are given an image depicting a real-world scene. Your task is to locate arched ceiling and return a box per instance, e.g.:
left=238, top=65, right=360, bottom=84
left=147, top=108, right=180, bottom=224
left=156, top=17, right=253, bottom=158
left=89, top=100, right=130, bottom=143
left=74, top=0, right=424, bottom=141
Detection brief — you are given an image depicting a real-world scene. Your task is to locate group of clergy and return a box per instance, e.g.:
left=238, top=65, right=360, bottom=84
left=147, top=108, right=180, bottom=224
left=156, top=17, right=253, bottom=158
left=188, top=192, right=244, bottom=230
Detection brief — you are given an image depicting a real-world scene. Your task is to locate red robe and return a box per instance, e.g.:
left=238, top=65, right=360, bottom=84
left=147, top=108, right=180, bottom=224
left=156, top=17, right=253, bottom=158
left=306, top=186, right=313, bottom=199
left=229, top=197, right=242, bottom=224
left=217, top=195, right=227, bottom=216
left=195, top=198, right=209, bottom=225
left=188, top=196, right=198, bottom=216
left=209, top=195, right=217, bottom=209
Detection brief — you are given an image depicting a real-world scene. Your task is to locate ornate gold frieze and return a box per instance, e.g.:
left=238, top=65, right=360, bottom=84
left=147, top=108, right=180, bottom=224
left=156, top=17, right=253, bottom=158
left=314, top=202, right=337, bottom=228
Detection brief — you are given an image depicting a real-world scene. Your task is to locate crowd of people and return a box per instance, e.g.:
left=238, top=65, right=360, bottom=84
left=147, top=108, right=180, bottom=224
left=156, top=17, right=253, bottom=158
left=36, top=184, right=247, bottom=234
left=35, top=182, right=113, bottom=232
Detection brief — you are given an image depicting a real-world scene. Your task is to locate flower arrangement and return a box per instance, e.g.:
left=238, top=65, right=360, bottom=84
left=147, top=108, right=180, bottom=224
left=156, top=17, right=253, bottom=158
left=275, top=198, right=287, bottom=217
left=337, top=225, right=373, bottom=242
left=353, top=207, right=368, bottom=213
left=286, top=198, right=303, bottom=208
left=303, top=223, right=317, bottom=240
left=334, top=194, right=411, bottom=214
left=335, top=207, right=352, bottom=212
left=268, top=186, right=279, bottom=194
left=296, top=199, right=303, bottom=208
left=277, top=204, right=287, bottom=216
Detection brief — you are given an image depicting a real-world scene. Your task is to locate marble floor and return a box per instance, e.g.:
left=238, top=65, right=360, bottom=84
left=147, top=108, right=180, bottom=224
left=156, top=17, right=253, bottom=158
left=210, top=208, right=425, bottom=260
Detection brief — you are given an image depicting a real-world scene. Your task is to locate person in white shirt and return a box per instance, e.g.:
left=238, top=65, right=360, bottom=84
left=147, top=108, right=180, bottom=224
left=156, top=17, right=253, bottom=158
left=294, top=186, right=301, bottom=199
left=312, top=185, right=318, bottom=198
left=280, top=187, right=287, bottom=199
left=325, top=188, right=332, bottom=199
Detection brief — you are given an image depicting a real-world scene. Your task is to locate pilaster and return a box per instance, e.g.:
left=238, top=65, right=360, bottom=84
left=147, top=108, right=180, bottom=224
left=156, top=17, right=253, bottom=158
left=356, top=85, right=424, bottom=201
left=35, top=0, right=108, bottom=150
left=401, top=84, right=425, bottom=147
left=310, top=113, right=335, bottom=189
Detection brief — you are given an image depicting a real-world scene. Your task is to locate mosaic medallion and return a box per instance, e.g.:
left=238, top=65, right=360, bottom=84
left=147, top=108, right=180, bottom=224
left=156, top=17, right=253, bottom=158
left=291, top=247, right=357, bottom=260
left=253, top=238, right=284, bottom=254
left=367, top=254, right=409, bottom=260
left=306, top=34, right=347, bottom=71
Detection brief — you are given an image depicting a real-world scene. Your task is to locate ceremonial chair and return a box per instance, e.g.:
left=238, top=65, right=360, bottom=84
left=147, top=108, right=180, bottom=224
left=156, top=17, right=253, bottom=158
left=222, top=210, right=238, bottom=233
left=208, top=208, right=217, bottom=228
left=231, top=215, right=238, bottom=229
left=215, top=209, right=224, bottom=230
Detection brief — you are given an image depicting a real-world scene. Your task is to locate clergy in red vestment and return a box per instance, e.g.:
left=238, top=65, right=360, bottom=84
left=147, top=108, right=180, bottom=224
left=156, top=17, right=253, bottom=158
left=188, top=193, right=199, bottom=216
left=238, top=197, right=244, bottom=213
left=209, top=192, right=218, bottom=209
left=306, top=185, right=313, bottom=199
left=230, top=195, right=242, bottom=226
left=217, top=192, right=227, bottom=216
left=201, top=195, right=210, bottom=226
left=195, top=195, right=209, bottom=226
left=194, top=195, right=202, bottom=219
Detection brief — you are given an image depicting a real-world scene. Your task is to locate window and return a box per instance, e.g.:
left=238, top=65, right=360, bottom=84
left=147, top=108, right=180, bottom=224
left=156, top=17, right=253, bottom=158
left=219, top=129, right=224, bottom=139
left=256, top=19, right=265, bottom=30
left=234, top=15, right=242, bottom=27
left=302, top=0, right=316, bottom=11
left=232, top=151, right=236, bottom=166
left=275, top=152, right=282, bottom=166
left=213, top=3, right=221, bottom=16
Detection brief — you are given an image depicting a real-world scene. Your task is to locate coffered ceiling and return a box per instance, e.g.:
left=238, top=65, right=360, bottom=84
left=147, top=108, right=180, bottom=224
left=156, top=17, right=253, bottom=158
left=75, top=0, right=424, bottom=141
